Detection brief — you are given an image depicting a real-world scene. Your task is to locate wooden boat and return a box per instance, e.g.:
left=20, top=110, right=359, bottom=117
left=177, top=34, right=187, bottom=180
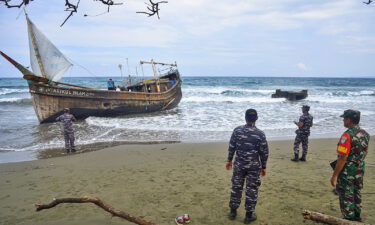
left=271, top=89, right=308, bottom=101
left=0, top=16, right=182, bottom=123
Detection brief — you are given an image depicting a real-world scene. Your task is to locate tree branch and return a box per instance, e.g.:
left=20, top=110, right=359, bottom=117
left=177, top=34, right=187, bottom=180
left=136, top=0, right=168, bottom=19
left=363, top=0, right=373, bottom=5
left=35, top=196, right=158, bottom=225
left=0, top=0, right=32, bottom=8
left=60, top=0, right=80, bottom=27
left=95, top=0, right=123, bottom=12
left=302, top=210, right=370, bottom=225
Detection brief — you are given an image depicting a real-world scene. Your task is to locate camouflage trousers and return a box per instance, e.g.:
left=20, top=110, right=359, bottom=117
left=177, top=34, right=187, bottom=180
left=293, top=133, right=309, bottom=156
left=64, top=132, right=75, bottom=151
left=229, top=167, right=261, bottom=213
left=336, top=175, right=363, bottom=220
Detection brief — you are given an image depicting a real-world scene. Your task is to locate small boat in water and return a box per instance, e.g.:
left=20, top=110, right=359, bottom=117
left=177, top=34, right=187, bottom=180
left=1, top=15, right=182, bottom=123
left=271, top=89, right=308, bottom=101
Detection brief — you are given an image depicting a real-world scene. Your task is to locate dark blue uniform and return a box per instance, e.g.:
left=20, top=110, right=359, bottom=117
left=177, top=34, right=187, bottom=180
left=107, top=79, right=115, bottom=90
left=228, top=124, right=269, bottom=213
left=293, top=112, right=313, bottom=156
left=56, top=113, right=76, bottom=152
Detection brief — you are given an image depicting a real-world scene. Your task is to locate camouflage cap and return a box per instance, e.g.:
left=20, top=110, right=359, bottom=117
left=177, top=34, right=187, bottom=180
left=340, top=109, right=360, bottom=119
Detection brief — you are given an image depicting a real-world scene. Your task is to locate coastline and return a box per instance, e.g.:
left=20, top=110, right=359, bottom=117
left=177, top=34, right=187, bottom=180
left=0, top=135, right=359, bottom=164
left=0, top=138, right=374, bottom=225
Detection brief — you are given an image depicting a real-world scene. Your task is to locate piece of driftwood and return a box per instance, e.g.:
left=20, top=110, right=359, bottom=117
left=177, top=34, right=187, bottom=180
left=35, top=196, right=158, bottom=225
left=302, top=210, right=370, bottom=225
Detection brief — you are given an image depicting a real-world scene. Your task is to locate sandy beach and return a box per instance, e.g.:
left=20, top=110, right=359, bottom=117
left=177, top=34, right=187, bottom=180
left=0, top=138, right=374, bottom=225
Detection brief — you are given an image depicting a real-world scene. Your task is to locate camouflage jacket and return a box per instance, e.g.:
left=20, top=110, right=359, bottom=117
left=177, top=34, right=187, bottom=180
left=227, top=124, right=269, bottom=170
left=297, top=112, right=313, bottom=135
left=56, top=113, right=76, bottom=133
left=337, top=126, right=370, bottom=178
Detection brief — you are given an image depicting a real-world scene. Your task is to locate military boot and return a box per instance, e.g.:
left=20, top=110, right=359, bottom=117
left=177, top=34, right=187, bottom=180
left=228, top=208, right=237, bottom=220
left=66, top=149, right=70, bottom=153
left=244, top=212, right=257, bottom=224
left=291, top=154, right=299, bottom=162
left=355, top=212, right=362, bottom=222
left=300, top=154, right=306, bottom=161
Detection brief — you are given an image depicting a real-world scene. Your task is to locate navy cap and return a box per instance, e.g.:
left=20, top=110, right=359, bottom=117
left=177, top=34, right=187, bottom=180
left=302, top=105, right=310, bottom=110
left=245, top=109, right=258, bottom=122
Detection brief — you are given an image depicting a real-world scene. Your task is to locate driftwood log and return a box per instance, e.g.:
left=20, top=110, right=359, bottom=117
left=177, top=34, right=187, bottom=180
left=35, top=196, right=158, bottom=225
left=302, top=210, right=371, bottom=225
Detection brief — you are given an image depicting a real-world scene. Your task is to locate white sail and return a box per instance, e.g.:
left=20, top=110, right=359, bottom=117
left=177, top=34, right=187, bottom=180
left=27, top=17, right=72, bottom=82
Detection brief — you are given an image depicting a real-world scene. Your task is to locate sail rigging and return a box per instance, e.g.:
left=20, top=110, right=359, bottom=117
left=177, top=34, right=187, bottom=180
left=26, top=16, right=72, bottom=82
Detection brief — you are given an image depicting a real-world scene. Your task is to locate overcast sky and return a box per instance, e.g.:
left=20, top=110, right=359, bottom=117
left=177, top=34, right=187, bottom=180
left=0, top=0, right=375, bottom=78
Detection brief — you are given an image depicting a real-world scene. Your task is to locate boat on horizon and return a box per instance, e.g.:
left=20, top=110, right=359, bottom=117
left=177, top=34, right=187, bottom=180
left=1, top=15, right=182, bottom=123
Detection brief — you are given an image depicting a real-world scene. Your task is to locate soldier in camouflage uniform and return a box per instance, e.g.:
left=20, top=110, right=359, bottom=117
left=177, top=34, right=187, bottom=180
left=56, top=108, right=77, bottom=153
left=330, top=109, right=370, bottom=222
left=291, top=105, right=313, bottom=162
left=226, top=109, right=269, bottom=224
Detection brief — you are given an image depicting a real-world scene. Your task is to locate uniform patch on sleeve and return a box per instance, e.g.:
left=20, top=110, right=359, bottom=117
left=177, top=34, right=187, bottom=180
left=337, top=145, right=349, bottom=154
left=340, top=136, right=347, bottom=144
left=337, top=132, right=351, bottom=155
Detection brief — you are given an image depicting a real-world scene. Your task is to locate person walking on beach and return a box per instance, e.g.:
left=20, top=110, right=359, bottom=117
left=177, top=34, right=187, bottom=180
left=330, top=109, right=369, bottom=222
left=107, top=78, right=115, bottom=90
left=56, top=108, right=77, bottom=153
left=291, top=105, right=313, bottom=162
left=226, top=109, right=269, bottom=224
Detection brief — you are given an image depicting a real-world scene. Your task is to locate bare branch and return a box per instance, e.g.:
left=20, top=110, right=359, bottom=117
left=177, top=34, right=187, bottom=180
left=95, top=0, right=123, bottom=12
left=60, top=0, right=80, bottom=27
left=136, top=0, right=168, bottom=19
left=0, top=0, right=33, bottom=8
left=302, top=210, right=370, bottom=225
left=35, top=196, right=159, bottom=225
left=363, top=0, right=373, bottom=4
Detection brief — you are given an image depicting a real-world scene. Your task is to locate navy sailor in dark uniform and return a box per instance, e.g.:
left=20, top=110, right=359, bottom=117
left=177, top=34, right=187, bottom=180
left=291, top=105, right=313, bottom=162
left=226, top=109, right=269, bottom=224
left=56, top=108, right=77, bottom=153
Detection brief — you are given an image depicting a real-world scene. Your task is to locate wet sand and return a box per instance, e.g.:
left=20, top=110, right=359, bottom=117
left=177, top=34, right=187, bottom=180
left=0, top=138, right=374, bottom=225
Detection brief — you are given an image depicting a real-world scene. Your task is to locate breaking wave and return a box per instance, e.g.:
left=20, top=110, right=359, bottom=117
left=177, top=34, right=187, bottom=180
left=0, top=88, right=29, bottom=96
left=182, top=96, right=284, bottom=103
left=0, top=98, right=32, bottom=105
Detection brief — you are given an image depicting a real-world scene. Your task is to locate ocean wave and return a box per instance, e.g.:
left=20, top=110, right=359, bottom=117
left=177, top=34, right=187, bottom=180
left=181, top=96, right=285, bottom=103
left=0, top=98, right=32, bottom=105
left=221, top=90, right=247, bottom=96
left=308, top=97, right=348, bottom=103
left=0, top=88, right=29, bottom=95
left=0, top=148, right=15, bottom=152
left=220, top=89, right=274, bottom=96
left=329, top=90, right=375, bottom=97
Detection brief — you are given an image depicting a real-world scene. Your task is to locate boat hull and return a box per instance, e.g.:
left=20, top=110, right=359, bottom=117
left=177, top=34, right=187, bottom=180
left=28, top=79, right=182, bottom=123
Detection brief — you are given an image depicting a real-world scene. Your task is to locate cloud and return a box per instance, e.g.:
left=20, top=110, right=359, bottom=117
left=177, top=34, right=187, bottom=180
left=337, top=35, right=375, bottom=54
left=297, top=63, right=308, bottom=71
left=1, top=0, right=375, bottom=77
left=318, top=22, right=361, bottom=35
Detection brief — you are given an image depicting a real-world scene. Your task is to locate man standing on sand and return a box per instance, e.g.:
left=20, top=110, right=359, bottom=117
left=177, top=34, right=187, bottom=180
left=226, top=109, right=269, bottom=224
left=330, top=109, right=370, bottom=222
left=291, top=105, right=313, bottom=162
left=56, top=108, right=77, bottom=153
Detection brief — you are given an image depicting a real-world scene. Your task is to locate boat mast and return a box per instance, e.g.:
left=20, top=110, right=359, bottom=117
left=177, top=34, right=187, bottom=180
left=140, top=60, right=177, bottom=77
left=26, top=15, right=47, bottom=78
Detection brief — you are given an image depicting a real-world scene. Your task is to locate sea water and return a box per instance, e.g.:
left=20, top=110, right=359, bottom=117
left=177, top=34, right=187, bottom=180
left=0, top=76, right=374, bottom=163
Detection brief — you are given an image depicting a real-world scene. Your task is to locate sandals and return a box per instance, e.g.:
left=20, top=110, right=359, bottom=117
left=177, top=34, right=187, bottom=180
left=175, top=214, right=190, bottom=224
left=183, top=214, right=191, bottom=223
left=175, top=216, right=184, bottom=225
